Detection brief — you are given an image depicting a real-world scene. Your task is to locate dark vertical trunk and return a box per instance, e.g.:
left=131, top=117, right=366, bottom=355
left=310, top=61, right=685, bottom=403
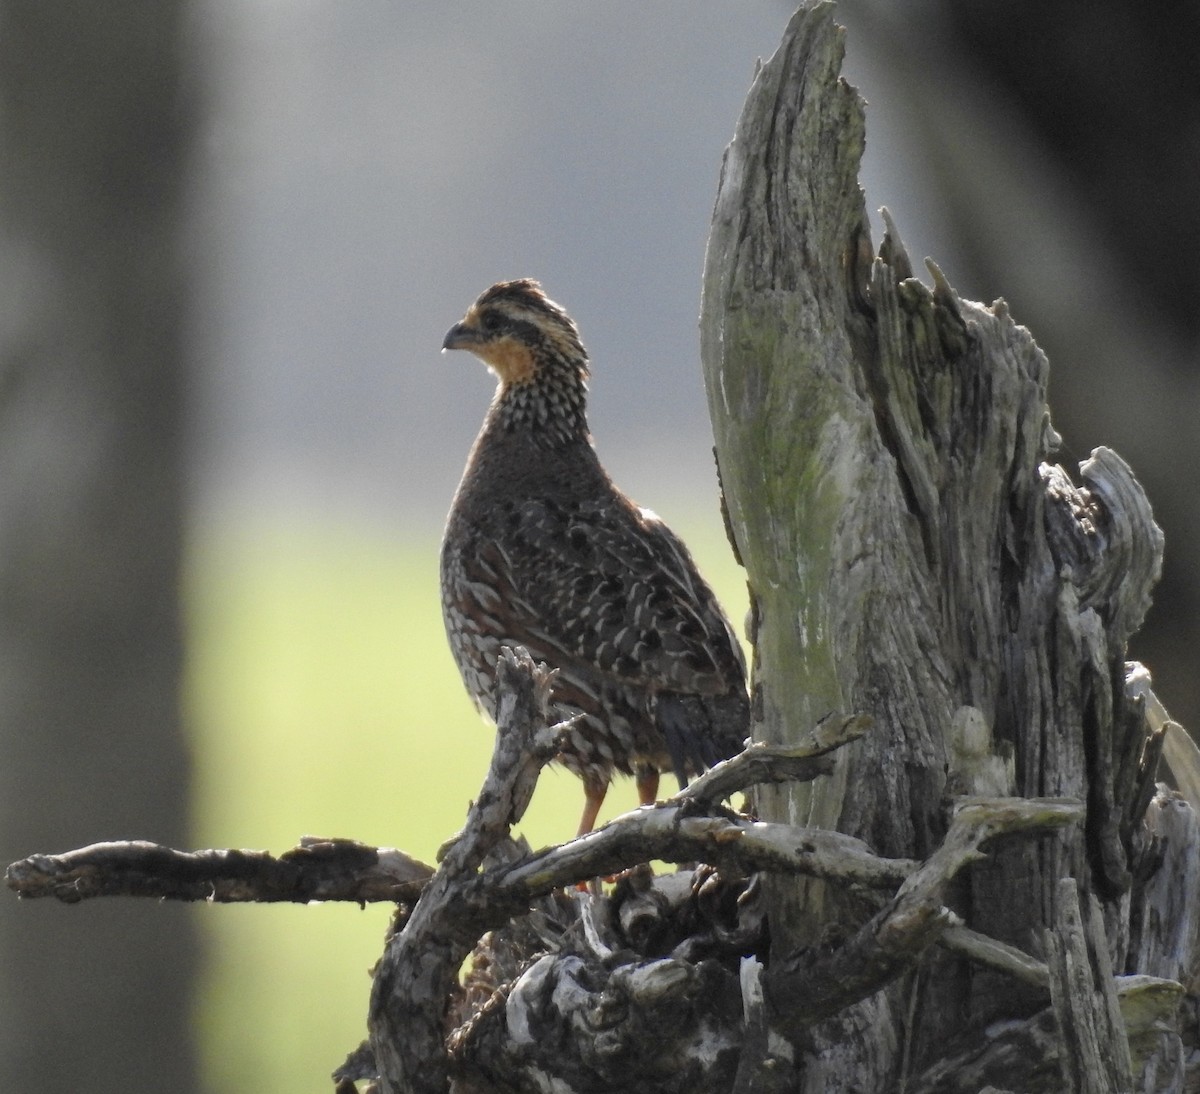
left=0, top=4, right=198, bottom=1090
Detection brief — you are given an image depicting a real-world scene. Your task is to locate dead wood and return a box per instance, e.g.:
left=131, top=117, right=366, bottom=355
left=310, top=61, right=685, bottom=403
left=696, top=1, right=1193, bottom=1090
left=6, top=838, right=433, bottom=906
left=349, top=648, right=1083, bottom=1093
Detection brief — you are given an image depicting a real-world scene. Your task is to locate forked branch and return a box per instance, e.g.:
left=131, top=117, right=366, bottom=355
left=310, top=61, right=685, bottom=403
left=6, top=649, right=1089, bottom=1094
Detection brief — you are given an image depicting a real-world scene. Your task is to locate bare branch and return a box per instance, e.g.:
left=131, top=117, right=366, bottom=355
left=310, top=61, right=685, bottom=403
left=360, top=660, right=896, bottom=1092
left=4, top=711, right=877, bottom=908
left=940, top=922, right=1050, bottom=989
left=7, top=806, right=888, bottom=914
left=764, top=797, right=1084, bottom=1036
left=680, top=712, right=873, bottom=806
left=492, top=807, right=917, bottom=897
left=367, top=646, right=559, bottom=1094
left=6, top=837, right=432, bottom=905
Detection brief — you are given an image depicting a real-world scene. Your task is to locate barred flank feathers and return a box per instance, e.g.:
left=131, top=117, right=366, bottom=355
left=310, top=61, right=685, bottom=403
left=440, top=280, right=749, bottom=832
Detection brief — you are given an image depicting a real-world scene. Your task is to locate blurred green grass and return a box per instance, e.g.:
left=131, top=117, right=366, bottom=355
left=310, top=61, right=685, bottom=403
left=185, top=511, right=746, bottom=1093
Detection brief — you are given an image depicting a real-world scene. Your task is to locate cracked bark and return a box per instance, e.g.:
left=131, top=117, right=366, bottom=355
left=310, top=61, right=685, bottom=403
left=698, top=1, right=1193, bottom=1089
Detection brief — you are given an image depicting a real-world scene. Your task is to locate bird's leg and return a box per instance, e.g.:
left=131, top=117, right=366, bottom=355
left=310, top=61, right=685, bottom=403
left=577, top=779, right=608, bottom=838
left=575, top=779, right=609, bottom=893
left=635, top=765, right=660, bottom=807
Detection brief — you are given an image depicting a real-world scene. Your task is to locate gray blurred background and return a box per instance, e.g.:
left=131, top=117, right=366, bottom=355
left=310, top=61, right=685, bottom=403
left=2, top=2, right=1196, bottom=1091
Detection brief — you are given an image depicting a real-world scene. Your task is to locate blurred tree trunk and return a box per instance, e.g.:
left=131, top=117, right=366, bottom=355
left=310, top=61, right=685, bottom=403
left=0, top=4, right=198, bottom=1092
left=700, top=4, right=1191, bottom=1089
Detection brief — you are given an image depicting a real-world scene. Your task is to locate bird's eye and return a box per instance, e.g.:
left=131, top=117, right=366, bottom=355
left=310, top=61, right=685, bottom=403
left=480, top=311, right=502, bottom=333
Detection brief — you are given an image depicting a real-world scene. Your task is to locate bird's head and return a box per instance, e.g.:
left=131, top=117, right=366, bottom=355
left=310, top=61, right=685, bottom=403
left=442, top=279, right=589, bottom=387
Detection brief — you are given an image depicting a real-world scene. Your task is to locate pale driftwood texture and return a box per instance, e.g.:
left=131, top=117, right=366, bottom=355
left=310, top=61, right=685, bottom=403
left=699, top=2, right=1192, bottom=1091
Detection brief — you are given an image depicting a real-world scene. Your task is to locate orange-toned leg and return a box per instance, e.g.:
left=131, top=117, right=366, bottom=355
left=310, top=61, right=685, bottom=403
left=635, top=767, right=660, bottom=807
left=576, top=780, right=608, bottom=892
left=577, top=780, right=607, bottom=838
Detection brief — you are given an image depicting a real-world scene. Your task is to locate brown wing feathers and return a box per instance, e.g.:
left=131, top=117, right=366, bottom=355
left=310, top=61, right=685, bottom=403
left=440, top=280, right=749, bottom=825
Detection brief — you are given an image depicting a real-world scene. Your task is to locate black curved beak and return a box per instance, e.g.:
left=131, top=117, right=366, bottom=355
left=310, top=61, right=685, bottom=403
left=442, top=322, right=479, bottom=351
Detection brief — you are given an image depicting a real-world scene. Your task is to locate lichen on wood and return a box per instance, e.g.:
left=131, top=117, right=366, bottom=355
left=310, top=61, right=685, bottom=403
left=699, top=1, right=1188, bottom=1090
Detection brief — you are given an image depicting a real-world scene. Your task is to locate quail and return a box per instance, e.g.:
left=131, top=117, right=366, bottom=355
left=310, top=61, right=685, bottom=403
left=440, top=279, right=748, bottom=836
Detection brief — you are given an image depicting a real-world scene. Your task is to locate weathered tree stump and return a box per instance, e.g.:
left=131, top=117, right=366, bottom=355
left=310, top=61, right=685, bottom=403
left=699, top=2, right=1191, bottom=1090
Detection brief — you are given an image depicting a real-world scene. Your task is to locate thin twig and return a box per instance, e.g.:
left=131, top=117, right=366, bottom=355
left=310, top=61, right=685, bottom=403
left=681, top=712, right=873, bottom=805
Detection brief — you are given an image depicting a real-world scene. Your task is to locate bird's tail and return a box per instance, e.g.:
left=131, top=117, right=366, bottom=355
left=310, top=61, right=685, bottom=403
left=656, top=691, right=749, bottom=791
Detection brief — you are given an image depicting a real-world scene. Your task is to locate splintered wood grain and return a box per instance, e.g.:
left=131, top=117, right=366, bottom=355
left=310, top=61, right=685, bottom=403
left=700, top=1, right=1175, bottom=1090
